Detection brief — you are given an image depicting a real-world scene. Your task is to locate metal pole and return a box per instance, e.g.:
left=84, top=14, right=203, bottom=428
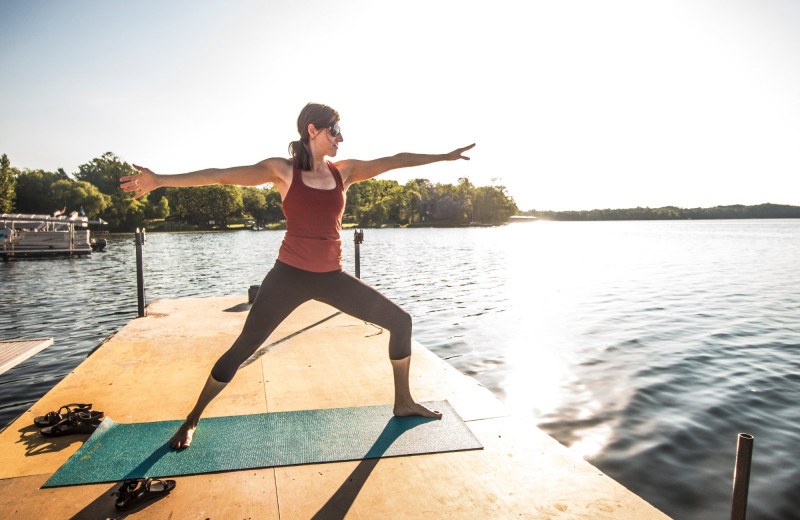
left=354, top=229, right=364, bottom=279
left=731, top=433, right=754, bottom=520
left=135, top=228, right=146, bottom=317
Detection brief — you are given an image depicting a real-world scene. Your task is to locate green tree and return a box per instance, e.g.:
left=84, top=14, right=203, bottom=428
left=74, top=152, right=166, bottom=230
left=157, top=197, right=170, bottom=219
left=104, top=195, right=146, bottom=231
left=473, top=185, right=518, bottom=224
left=75, top=152, right=132, bottom=195
left=0, top=154, right=16, bottom=213
left=167, top=185, right=243, bottom=227
left=263, top=187, right=284, bottom=223
left=242, top=186, right=266, bottom=224
left=144, top=195, right=170, bottom=220
left=356, top=200, right=389, bottom=227
left=12, top=168, right=68, bottom=214
left=383, top=185, right=412, bottom=224
left=429, top=183, right=468, bottom=223
left=242, top=186, right=285, bottom=225
left=50, top=180, right=110, bottom=218
left=405, top=179, right=434, bottom=223
left=456, top=177, right=475, bottom=222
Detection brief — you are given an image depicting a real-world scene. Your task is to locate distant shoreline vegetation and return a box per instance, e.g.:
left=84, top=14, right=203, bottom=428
left=3, top=152, right=797, bottom=231
left=521, top=204, right=800, bottom=221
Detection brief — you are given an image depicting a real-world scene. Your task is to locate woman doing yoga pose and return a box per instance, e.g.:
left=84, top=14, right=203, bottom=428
left=120, top=102, right=474, bottom=449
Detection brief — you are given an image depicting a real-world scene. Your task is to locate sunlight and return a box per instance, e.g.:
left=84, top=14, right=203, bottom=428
left=568, top=423, right=614, bottom=459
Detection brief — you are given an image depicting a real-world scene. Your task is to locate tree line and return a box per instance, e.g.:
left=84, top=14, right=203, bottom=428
left=521, top=204, right=800, bottom=221
left=0, top=152, right=519, bottom=231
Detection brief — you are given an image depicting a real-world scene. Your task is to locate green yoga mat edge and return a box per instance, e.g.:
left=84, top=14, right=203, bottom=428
left=43, top=400, right=482, bottom=488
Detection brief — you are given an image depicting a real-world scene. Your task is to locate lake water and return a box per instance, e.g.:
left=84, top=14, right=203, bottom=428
left=2, top=220, right=799, bottom=520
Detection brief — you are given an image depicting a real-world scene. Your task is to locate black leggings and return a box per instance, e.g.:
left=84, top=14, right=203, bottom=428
left=210, top=260, right=411, bottom=382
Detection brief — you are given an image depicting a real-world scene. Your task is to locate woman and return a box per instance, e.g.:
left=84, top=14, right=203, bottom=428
left=120, top=102, right=474, bottom=449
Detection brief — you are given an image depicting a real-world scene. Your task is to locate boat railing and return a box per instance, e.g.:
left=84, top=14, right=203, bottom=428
left=0, top=213, right=108, bottom=231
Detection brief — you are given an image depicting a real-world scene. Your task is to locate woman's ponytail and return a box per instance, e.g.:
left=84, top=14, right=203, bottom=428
left=288, top=139, right=312, bottom=171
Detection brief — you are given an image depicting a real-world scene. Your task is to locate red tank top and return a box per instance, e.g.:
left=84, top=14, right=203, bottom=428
left=277, top=161, right=346, bottom=272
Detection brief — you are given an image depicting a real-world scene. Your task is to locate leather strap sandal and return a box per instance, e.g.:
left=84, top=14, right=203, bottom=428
left=40, top=410, right=104, bottom=437
left=114, top=477, right=176, bottom=511
left=33, top=403, right=92, bottom=428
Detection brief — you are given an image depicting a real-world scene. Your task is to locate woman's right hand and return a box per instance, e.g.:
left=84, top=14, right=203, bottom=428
left=120, top=165, right=159, bottom=199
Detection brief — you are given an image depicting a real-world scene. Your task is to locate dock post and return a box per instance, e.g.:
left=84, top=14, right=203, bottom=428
left=354, top=229, right=364, bottom=279
left=730, top=432, right=754, bottom=520
left=135, top=228, right=146, bottom=317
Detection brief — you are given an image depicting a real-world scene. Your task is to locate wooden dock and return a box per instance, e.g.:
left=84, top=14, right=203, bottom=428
left=0, top=338, right=53, bottom=376
left=0, top=296, right=672, bottom=519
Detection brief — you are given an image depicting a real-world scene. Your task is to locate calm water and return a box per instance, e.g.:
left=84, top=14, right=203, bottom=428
left=2, top=220, right=799, bottom=519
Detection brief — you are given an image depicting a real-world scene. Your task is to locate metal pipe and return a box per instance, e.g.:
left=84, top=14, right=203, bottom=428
left=135, top=228, right=146, bottom=317
left=730, top=432, right=754, bottom=520
left=354, top=229, right=364, bottom=279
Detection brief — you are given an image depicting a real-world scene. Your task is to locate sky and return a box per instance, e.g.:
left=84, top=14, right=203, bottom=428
left=1, top=0, right=799, bottom=211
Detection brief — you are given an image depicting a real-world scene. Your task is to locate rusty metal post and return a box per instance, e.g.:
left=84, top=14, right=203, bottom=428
left=135, top=228, right=146, bottom=317
left=354, top=229, right=364, bottom=279
left=730, top=433, right=754, bottom=520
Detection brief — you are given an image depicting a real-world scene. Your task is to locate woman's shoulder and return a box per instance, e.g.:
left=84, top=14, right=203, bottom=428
left=251, top=157, right=294, bottom=195
left=255, top=157, right=292, bottom=177
left=259, top=157, right=293, bottom=169
left=331, top=159, right=357, bottom=184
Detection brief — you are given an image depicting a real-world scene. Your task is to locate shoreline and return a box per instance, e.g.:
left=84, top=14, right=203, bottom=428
left=98, top=215, right=800, bottom=235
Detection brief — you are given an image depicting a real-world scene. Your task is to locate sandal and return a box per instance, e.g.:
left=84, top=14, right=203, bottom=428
left=40, top=410, right=104, bottom=437
left=114, top=477, right=176, bottom=511
left=33, top=403, right=92, bottom=427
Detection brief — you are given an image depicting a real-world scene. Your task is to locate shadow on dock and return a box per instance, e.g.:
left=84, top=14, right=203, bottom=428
left=312, top=415, right=436, bottom=520
left=17, top=423, right=85, bottom=457
left=240, top=312, right=341, bottom=369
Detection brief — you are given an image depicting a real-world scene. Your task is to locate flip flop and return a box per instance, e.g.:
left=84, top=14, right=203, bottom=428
left=33, top=403, right=92, bottom=428
left=114, top=478, right=176, bottom=511
left=40, top=410, right=104, bottom=437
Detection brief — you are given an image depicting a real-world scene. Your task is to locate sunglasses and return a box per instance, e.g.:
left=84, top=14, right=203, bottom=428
left=329, top=123, right=342, bottom=138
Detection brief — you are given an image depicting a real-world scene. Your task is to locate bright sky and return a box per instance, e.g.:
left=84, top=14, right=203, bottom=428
left=2, top=0, right=799, bottom=211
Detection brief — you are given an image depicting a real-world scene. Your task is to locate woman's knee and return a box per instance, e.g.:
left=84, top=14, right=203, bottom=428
left=210, top=331, right=268, bottom=382
left=388, top=306, right=412, bottom=334
left=388, top=308, right=412, bottom=359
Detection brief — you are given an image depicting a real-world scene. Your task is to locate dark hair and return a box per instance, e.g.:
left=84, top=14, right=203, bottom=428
left=288, top=102, right=340, bottom=171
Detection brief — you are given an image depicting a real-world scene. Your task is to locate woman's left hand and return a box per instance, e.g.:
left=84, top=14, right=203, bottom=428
left=445, top=143, right=476, bottom=161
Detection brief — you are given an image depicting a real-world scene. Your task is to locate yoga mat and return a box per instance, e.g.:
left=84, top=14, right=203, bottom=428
left=43, top=400, right=481, bottom=488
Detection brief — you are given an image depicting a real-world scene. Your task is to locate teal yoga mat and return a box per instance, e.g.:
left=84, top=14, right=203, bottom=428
left=43, top=400, right=481, bottom=488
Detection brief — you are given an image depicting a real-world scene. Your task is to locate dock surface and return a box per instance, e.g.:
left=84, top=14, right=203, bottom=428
left=0, top=296, right=672, bottom=519
left=0, top=338, right=53, bottom=376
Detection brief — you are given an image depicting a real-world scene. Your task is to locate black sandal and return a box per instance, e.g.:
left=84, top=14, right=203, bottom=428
left=114, top=478, right=176, bottom=511
left=33, top=403, right=92, bottom=428
left=40, top=410, right=104, bottom=437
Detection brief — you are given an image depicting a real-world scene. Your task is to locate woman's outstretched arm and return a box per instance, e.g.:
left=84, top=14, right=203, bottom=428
left=337, top=144, right=475, bottom=187
left=119, top=158, right=291, bottom=199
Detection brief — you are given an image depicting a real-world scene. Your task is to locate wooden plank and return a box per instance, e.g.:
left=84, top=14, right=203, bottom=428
left=0, top=470, right=279, bottom=520
left=0, top=338, right=53, bottom=375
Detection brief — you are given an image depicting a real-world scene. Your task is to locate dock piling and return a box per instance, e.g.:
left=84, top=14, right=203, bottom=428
left=135, top=228, right=146, bottom=317
left=249, top=285, right=260, bottom=304
left=354, top=229, right=364, bottom=279
left=730, top=432, right=754, bottom=520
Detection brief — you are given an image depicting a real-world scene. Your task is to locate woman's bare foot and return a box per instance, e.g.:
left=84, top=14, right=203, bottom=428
left=393, top=400, right=442, bottom=419
left=390, top=357, right=441, bottom=419
left=169, top=420, right=196, bottom=449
